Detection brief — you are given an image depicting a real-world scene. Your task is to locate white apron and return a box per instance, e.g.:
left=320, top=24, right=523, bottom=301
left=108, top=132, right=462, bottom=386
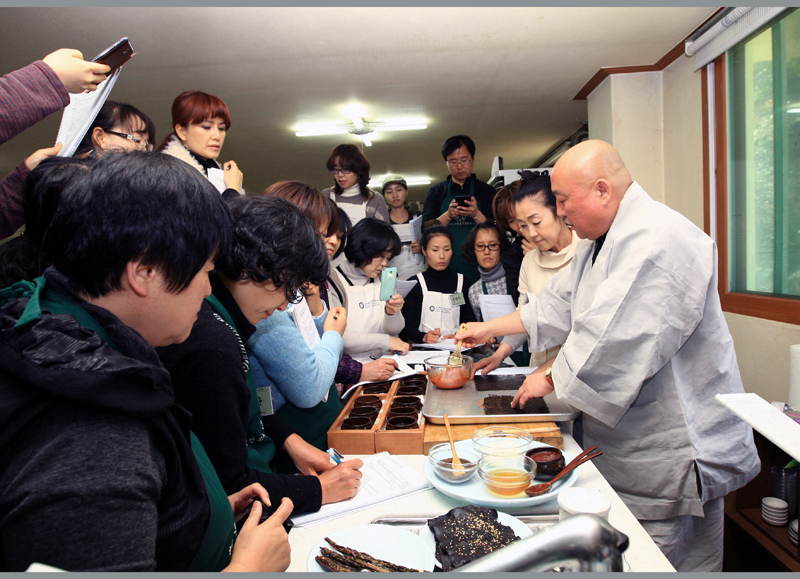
left=327, top=190, right=367, bottom=226
left=417, top=272, right=463, bottom=335
left=337, top=266, right=385, bottom=334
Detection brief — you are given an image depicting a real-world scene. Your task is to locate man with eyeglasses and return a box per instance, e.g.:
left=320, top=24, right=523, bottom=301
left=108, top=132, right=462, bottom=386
left=421, top=135, right=495, bottom=281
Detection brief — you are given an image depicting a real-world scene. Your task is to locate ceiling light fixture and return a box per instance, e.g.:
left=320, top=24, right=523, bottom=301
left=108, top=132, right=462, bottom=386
left=368, top=177, right=432, bottom=188
left=295, top=106, right=427, bottom=141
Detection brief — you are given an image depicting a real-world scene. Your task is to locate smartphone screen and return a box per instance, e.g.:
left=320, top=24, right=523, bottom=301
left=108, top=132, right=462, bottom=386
left=454, top=195, right=471, bottom=207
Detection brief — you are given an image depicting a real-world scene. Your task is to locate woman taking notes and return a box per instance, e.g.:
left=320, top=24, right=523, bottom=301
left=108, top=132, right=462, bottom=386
left=400, top=225, right=476, bottom=345
left=328, top=217, right=408, bottom=357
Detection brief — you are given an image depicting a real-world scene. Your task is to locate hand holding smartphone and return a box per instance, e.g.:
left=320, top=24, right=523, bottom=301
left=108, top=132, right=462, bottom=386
left=92, top=37, right=135, bottom=76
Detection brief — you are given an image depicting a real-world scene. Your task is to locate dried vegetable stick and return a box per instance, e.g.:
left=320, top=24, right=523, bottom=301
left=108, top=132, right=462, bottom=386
left=324, top=537, right=425, bottom=572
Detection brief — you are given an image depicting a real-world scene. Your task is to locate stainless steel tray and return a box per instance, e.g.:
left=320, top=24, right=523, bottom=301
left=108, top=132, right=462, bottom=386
left=422, top=378, right=579, bottom=424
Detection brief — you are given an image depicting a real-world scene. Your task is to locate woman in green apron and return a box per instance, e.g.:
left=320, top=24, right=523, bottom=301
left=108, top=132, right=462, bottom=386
left=252, top=182, right=347, bottom=462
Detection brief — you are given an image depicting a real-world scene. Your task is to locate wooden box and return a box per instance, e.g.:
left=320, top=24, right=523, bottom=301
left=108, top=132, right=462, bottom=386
left=327, top=379, right=428, bottom=455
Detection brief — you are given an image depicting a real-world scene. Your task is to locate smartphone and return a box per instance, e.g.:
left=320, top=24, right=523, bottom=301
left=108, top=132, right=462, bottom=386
left=234, top=499, right=292, bottom=535
left=92, top=37, right=135, bottom=76
left=454, top=194, right=471, bottom=207
left=379, top=267, right=397, bottom=301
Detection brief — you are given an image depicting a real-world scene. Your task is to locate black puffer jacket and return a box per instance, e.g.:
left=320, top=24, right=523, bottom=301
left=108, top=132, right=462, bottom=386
left=0, top=271, right=213, bottom=571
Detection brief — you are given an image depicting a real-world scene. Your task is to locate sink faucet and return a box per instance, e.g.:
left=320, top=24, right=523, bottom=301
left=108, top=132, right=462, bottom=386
left=454, top=514, right=629, bottom=572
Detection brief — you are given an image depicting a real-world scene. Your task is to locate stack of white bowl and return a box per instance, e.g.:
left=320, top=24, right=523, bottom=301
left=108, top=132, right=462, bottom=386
left=762, top=497, right=789, bottom=526
left=790, top=519, right=798, bottom=545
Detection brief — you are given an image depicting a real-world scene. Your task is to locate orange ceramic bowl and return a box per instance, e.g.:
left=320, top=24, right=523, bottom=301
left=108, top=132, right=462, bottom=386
left=425, top=355, right=472, bottom=390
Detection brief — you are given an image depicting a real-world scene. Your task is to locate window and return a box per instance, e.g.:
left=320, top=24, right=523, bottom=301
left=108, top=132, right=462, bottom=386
left=708, top=8, right=800, bottom=324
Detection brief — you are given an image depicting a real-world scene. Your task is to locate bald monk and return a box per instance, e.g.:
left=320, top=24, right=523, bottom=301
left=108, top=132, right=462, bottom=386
left=457, top=140, right=759, bottom=571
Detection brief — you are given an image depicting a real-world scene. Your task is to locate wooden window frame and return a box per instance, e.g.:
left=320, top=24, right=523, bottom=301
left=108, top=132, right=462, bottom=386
left=706, top=53, right=800, bottom=325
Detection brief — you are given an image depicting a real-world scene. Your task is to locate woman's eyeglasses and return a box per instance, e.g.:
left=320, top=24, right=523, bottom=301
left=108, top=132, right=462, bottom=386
left=474, top=243, right=501, bottom=252
left=330, top=167, right=352, bottom=175
left=106, top=130, right=149, bottom=150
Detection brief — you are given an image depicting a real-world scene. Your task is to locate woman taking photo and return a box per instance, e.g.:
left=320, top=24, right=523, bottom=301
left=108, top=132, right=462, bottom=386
left=328, top=217, right=407, bottom=358
left=322, top=143, right=389, bottom=227
left=382, top=174, right=422, bottom=281
left=462, top=221, right=511, bottom=322
left=75, top=101, right=155, bottom=156
left=159, top=91, right=243, bottom=197
left=400, top=225, right=476, bottom=345
left=325, top=208, right=399, bottom=383
left=476, top=170, right=580, bottom=373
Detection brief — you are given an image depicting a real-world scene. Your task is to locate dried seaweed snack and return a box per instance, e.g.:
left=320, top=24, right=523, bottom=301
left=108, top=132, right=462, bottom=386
left=426, top=505, right=519, bottom=571
left=474, top=373, right=527, bottom=392
left=322, top=537, right=425, bottom=572
left=481, top=394, right=549, bottom=415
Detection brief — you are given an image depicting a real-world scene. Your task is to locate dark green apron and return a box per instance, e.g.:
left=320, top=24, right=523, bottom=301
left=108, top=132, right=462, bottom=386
left=15, top=278, right=234, bottom=572
left=187, top=433, right=235, bottom=572
left=479, top=280, right=529, bottom=367
left=206, top=294, right=276, bottom=474
left=272, top=383, right=343, bottom=474
left=439, top=177, right=479, bottom=282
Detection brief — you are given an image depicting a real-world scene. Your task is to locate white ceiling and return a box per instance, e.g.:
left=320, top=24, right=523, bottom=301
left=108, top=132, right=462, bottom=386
left=0, top=7, right=716, bottom=202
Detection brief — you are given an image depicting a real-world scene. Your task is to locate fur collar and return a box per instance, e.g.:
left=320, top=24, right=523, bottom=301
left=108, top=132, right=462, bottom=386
left=161, top=135, right=219, bottom=175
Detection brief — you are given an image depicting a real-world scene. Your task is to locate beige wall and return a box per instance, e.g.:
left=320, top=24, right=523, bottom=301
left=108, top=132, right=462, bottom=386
left=586, top=54, right=800, bottom=403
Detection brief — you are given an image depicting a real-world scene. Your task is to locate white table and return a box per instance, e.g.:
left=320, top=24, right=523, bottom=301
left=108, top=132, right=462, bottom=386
left=287, top=433, right=675, bottom=572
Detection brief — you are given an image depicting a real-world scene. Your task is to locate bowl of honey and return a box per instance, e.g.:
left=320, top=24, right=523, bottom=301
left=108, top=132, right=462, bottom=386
left=477, top=454, right=537, bottom=497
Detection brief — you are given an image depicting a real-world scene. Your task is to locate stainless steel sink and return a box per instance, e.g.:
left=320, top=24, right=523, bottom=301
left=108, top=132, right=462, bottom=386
left=453, top=514, right=629, bottom=572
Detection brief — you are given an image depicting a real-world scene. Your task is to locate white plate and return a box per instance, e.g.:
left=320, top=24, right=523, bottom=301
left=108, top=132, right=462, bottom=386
left=420, top=510, right=534, bottom=568
left=423, top=440, right=578, bottom=508
left=306, top=524, right=436, bottom=572
left=762, top=497, right=789, bottom=509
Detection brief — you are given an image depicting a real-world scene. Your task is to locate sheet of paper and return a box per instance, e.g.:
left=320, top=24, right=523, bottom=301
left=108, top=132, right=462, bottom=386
left=289, top=452, right=432, bottom=527
left=413, top=338, right=458, bottom=352
left=289, top=295, right=321, bottom=350
left=206, top=167, right=227, bottom=193
left=55, top=69, right=121, bottom=157
left=715, top=392, right=800, bottom=461
left=346, top=354, right=420, bottom=391
left=395, top=279, right=418, bottom=298
left=410, top=214, right=423, bottom=242
left=393, top=223, right=413, bottom=244
left=479, top=293, right=516, bottom=321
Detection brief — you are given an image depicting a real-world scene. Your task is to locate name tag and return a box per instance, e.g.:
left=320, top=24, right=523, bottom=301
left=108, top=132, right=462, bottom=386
left=449, top=292, right=465, bottom=307
left=256, top=386, right=275, bottom=416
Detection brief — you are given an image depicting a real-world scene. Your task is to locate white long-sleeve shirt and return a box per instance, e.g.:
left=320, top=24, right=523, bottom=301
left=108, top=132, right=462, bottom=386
left=520, top=182, right=760, bottom=520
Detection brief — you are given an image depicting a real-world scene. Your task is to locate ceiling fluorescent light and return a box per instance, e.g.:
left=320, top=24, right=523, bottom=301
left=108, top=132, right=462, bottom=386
left=373, top=124, right=428, bottom=132
left=368, top=178, right=432, bottom=187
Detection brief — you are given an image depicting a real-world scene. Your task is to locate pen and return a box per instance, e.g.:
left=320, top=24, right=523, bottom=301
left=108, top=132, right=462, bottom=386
left=326, top=448, right=344, bottom=464
left=333, top=313, right=339, bottom=320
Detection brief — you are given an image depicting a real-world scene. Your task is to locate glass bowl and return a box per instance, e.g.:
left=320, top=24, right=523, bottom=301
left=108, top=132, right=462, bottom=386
left=425, top=355, right=472, bottom=390
left=477, top=454, right=537, bottom=497
left=472, top=426, right=534, bottom=456
left=427, top=442, right=480, bottom=483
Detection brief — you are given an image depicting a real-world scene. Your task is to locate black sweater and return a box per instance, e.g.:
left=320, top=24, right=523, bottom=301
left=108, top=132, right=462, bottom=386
left=157, top=275, right=323, bottom=515
left=400, top=267, right=476, bottom=343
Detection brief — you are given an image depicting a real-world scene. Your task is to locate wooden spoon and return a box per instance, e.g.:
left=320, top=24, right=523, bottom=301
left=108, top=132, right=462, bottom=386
left=443, top=414, right=465, bottom=476
left=448, top=323, right=468, bottom=365
left=525, top=446, right=603, bottom=496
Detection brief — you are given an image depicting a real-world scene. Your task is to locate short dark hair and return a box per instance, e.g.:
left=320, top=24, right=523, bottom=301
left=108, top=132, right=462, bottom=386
left=325, top=143, right=373, bottom=200
left=44, top=151, right=232, bottom=298
left=513, top=170, right=556, bottom=215
left=441, top=135, right=476, bottom=160
left=75, top=101, right=155, bottom=155
left=333, top=207, right=352, bottom=260
left=344, top=217, right=401, bottom=269
left=492, top=181, right=520, bottom=234
left=420, top=224, right=453, bottom=250
left=462, top=221, right=510, bottom=264
left=0, top=157, right=92, bottom=289
left=262, top=180, right=339, bottom=237
left=216, top=196, right=328, bottom=302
